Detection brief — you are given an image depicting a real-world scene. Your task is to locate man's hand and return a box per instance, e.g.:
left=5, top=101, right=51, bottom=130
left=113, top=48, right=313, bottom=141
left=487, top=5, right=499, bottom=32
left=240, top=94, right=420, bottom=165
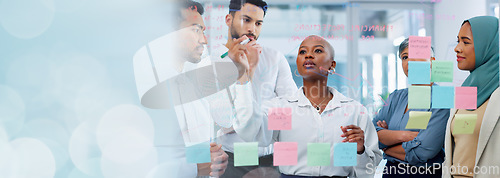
left=244, top=40, right=262, bottom=78
left=227, top=36, right=250, bottom=78
left=341, top=125, right=365, bottom=154
left=209, top=142, right=228, bottom=177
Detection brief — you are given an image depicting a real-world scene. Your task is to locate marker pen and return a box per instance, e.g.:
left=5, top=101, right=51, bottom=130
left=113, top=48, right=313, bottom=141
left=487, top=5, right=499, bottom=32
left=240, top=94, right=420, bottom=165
left=220, top=38, right=251, bottom=59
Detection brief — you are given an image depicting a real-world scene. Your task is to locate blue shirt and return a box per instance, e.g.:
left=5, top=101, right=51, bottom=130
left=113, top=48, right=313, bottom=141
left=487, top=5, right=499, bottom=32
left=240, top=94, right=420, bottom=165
left=372, top=88, right=449, bottom=166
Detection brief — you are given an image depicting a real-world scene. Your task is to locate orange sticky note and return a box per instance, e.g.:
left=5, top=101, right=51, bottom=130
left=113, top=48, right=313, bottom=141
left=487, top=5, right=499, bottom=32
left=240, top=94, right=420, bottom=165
left=455, top=87, right=477, bottom=109
left=273, top=142, right=298, bottom=166
left=409, top=36, right=432, bottom=59
left=268, top=108, right=292, bottom=130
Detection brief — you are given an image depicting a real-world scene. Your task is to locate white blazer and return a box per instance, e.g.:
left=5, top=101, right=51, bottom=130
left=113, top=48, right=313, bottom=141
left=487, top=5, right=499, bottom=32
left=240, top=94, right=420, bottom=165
left=443, top=87, right=500, bottom=178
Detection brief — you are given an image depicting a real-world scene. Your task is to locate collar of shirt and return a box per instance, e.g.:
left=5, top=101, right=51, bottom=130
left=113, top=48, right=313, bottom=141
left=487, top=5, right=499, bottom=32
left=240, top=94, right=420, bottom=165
left=287, top=86, right=354, bottom=112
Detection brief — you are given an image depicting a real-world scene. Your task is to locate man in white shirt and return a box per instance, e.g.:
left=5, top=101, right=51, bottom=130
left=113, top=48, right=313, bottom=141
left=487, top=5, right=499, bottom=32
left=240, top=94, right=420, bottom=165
left=213, top=0, right=298, bottom=177
left=133, top=1, right=228, bottom=177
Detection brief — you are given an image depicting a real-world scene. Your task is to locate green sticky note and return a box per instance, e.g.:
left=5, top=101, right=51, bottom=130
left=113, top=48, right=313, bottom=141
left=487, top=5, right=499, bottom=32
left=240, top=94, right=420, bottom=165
left=408, top=86, right=431, bottom=109
left=234, top=142, right=258, bottom=167
left=431, top=61, right=454, bottom=82
left=307, top=143, right=331, bottom=166
left=453, top=114, right=477, bottom=135
left=405, top=111, right=432, bottom=129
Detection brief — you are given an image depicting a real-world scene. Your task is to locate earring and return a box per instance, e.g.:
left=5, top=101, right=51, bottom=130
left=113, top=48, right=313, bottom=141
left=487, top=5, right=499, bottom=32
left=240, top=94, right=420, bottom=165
left=328, top=68, right=336, bottom=74
left=294, top=69, right=301, bottom=77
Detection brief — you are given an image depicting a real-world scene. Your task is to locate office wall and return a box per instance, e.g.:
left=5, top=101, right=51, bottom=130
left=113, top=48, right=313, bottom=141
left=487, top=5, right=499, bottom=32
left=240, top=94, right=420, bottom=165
left=434, top=0, right=487, bottom=60
left=434, top=0, right=487, bottom=85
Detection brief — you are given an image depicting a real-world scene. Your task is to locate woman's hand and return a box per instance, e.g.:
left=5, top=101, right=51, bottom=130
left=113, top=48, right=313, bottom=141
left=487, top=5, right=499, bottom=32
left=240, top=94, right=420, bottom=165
left=399, top=131, right=419, bottom=142
left=209, top=143, right=228, bottom=177
left=341, top=125, right=365, bottom=154
left=376, top=120, right=388, bottom=129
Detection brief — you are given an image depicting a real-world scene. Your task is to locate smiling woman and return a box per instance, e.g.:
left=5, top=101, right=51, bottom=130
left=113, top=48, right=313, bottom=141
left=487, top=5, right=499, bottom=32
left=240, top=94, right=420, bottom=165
left=444, top=16, right=500, bottom=178
left=455, top=21, right=476, bottom=71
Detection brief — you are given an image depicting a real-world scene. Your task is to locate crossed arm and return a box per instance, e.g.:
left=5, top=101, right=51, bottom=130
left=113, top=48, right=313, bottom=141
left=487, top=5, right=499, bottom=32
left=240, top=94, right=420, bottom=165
left=375, top=120, right=418, bottom=161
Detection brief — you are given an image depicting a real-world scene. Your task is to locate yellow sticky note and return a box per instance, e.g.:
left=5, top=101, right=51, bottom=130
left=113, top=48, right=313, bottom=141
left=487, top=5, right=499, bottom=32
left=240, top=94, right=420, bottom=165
left=453, top=114, right=477, bottom=135
left=405, top=111, right=432, bottom=129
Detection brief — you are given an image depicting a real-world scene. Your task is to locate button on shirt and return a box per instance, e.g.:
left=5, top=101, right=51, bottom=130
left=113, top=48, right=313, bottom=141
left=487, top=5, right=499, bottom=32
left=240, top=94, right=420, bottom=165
left=233, top=84, right=382, bottom=177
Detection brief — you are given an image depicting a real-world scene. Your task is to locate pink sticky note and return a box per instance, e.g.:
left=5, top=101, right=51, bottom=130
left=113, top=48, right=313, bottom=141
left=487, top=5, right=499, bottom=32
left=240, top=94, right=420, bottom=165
left=409, top=36, right=432, bottom=59
left=455, top=87, right=477, bottom=109
left=273, top=142, right=298, bottom=166
left=268, top=108, right=292, bottom=130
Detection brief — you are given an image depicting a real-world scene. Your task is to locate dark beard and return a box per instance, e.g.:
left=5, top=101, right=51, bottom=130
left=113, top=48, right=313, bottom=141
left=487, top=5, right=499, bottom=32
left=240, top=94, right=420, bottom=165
left=230, top=26, right=240, bottom=39
left=230, top=20, right=258, bottom=40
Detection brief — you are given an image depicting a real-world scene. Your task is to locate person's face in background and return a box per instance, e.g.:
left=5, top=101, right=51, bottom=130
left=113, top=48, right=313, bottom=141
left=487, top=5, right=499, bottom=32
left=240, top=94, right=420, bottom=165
left=399, top=47, right=434, bottom=77
left=226, top=3, right=264, bottom=41
left=179, top=9, right=207, bottom=63
left=455, top=22, right=476, bottom=71
left=296, top=37, right=336, bottom=80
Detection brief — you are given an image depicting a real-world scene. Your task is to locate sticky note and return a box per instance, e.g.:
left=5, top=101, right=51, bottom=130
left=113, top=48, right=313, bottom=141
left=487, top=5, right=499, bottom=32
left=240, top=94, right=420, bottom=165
left=405, top=111, right=432, bottom=129
left=453, top=114, right=477, bottom=135
left=273, top=142, right=298, bottom=166
left=307, top=143, right=331, bottom=166
left=268, top=108, right=292, bottom=130
left=409, top=36, right=432, bottom=59
left=431, top=61, right=454, bottom=82
left=333, top=142, right=357, bottom=167
left=234, top=142, right=258, bottom=166
left=408, top=86, right=431, bottom=109
left=455, top=87, right=477, bottom=109
left=408, top=61, right=431, bottom=84
left=432, top=86, right=455, bottom=108
left=186, top=142, right=211, bottom=163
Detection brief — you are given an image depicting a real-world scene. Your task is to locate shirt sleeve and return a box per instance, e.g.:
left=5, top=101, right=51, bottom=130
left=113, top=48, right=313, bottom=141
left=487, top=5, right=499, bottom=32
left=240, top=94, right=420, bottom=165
left=402, top=108, right=450, bottom=165
left=352, top=106, right=383, bottom=178
left=274, top=51, right=298, bottom=97
left=232, top=82, right=278, bottom=147
left=372, top=90, right=398, bottom=149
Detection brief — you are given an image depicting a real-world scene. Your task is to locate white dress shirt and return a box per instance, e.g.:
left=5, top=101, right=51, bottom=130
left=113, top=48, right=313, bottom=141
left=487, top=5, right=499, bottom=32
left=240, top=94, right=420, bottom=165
left=232, top=84, right=382, bottom=177
left=212, top=44, right=298, bottom=156
left=133, top=29, right=218, bottom=177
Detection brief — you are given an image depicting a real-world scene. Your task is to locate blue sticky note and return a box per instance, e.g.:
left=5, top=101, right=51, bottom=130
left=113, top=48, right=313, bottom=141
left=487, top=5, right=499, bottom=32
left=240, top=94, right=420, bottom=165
left=333, top=142, right=357, bottom=166
left=408, top=61, right=431, bottom=84
left=432, top=86, right=455, bottom=108
left=185, top=142, right=211, bottom=163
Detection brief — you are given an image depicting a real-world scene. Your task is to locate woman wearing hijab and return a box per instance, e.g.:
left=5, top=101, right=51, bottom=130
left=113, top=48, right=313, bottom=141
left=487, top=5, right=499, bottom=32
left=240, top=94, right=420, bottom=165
left=443, top=16, right=500, bottom=178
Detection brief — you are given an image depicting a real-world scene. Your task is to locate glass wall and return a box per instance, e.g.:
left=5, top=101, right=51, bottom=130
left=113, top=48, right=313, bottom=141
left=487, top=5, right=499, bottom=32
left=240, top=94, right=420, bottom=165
left=203, top=1, right=433, bottom=116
